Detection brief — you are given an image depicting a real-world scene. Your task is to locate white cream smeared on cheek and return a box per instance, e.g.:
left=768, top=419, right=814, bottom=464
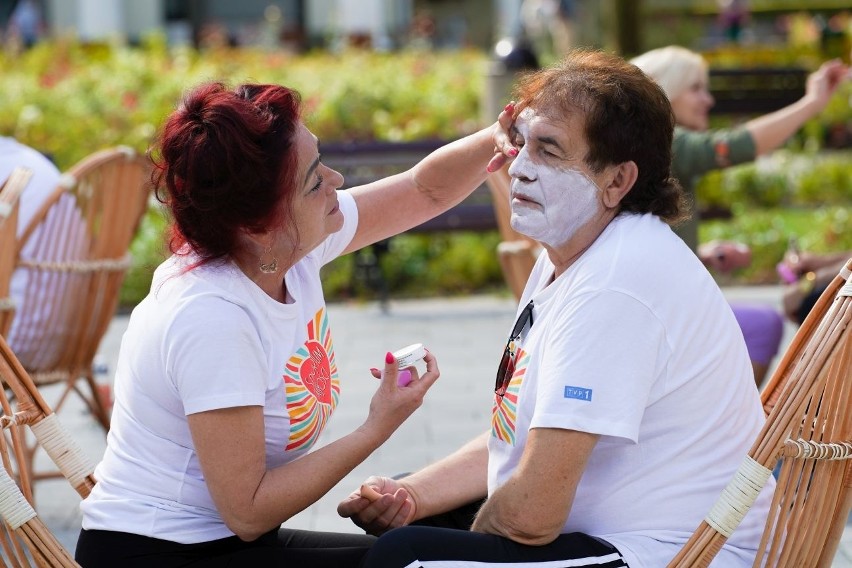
left=510, top=161, right=602, bottom=248
left=508, top=108, right=603, bottom=248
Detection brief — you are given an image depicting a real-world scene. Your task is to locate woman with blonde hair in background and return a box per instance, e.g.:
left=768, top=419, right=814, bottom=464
left=631, top=45, right=849, bottom=385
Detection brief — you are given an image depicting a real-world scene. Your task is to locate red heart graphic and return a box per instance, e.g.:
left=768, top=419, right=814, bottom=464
left=299, top=340, right=332, bottom=405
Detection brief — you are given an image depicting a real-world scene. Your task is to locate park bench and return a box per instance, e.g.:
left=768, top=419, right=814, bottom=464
left=323, top=139, right=496, bottom=308
left=323, top=139, right=497, bottom=233
left=708, top=67, right=807, bottom=115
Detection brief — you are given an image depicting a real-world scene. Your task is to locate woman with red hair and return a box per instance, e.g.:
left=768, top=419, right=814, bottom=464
left=75, top=82, right=507, bottom=567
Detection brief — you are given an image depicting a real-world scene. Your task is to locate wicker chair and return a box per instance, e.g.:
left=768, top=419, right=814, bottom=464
left=484, top=166, right=540, bottom=301
left=0, top=332, right=91, bottom=567
left=670, top=259, right=852, bottom=568
left=5, top=147, right=150, bottom=485
left=0, top=168, right=33, bottom=338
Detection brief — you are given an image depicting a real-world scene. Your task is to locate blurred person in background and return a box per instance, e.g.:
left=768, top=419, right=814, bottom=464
left=631, top=45, right=849, bottom=386
left=779, top=249, right=851, bottom=324
left=6, top=0, right=47, bottom=49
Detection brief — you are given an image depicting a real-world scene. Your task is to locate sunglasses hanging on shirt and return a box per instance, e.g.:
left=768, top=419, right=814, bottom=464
left=494, top=300, right=534, bottom=398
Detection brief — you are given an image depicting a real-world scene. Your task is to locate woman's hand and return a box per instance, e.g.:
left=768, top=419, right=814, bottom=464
left=361, top=349, right=440, bottom=443
left=782, top=250, right=841, bottom=276
left=804, top=59, right=849, bottom=110
left=337, top=475, right=417, bottom=536
left=487, top=102, right=519, bottom=173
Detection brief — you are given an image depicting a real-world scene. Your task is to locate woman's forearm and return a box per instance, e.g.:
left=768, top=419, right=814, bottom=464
left=344, top=123, right=498, bottom=253
left=746, top=60, right=848, bottom=156
left=411, top=124, right=497, bottom=208
left=247, top=426, right=388, bottom=530
left=745, top=96, right=821, bottom=156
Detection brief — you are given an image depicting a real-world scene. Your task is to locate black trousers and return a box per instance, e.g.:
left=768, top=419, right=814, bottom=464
left=362, top=526, right=627, bottom=568
left=362, top=499, right=629, bottom=568
left=75, top=526, right=375, bottom=568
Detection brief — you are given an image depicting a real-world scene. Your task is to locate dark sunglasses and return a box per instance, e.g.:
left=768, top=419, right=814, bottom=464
left=495, top=300, right=534, bottom=398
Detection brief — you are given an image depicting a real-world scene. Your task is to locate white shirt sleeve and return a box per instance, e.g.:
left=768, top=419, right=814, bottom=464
left=165, top=296, right=269, bottom=415
left=530, top=289, right=669, bottom=443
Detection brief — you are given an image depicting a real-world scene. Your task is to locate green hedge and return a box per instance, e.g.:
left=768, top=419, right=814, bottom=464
left=2, top=35, right=487, bottom=171
left=4, top=38, right=850, bottom=305
left=696, top=150, right=852, bottom=209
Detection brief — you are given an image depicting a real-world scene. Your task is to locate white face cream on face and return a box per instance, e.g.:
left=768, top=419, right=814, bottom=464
left=507, top=109, right=603, bottom=248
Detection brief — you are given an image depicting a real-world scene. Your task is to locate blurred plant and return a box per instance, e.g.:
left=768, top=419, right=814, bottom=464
left=696, top=149, right=852, bottom=209
left=700, top=205, right=852, bottom=284
left=1, top=34, right=486, bottom=170
left=5, top=36, right=850, bottom=303
left=319, top=232, right=504, bottom=302
left=120, top=201, right=169, bottom=307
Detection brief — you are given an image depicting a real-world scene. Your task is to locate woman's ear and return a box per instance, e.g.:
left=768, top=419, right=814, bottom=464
left=602, top=161, right=638, bottom=209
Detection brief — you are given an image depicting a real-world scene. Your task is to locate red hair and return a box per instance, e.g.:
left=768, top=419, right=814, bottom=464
left=151, top=82, right=302, bottom=264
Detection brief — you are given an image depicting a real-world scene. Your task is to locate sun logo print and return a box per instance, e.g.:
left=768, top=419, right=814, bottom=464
left=284, top=308, right=340, bottom=451
left=491, top=347, right=528, bottom=445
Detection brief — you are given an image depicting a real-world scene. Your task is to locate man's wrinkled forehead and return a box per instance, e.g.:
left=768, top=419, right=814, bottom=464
left=516, top=106, right=561, bottom=127
left=514, top=107, right=536, bottom=134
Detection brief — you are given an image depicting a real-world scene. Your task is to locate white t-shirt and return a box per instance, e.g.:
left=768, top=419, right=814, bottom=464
left=81, top=191, right=359, bottom=544
left=487, top=213, right=774, bottom=568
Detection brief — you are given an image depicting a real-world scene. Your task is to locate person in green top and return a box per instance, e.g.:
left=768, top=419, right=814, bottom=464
left=631, top=45, right=849, bottom=385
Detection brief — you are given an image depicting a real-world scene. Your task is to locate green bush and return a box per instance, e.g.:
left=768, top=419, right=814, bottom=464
left=794, top=153, right=852, bottom=206
left=120, top=202, right=169, bottom=307
left=696, top=150, right=852, bottom=209
left=1, top=36, right=486, bottom=171
left=320, top=232, right=505, bottom=302
left=700, top=205, right=852, bottom=283
left=5, top=38, right=851, bottom=304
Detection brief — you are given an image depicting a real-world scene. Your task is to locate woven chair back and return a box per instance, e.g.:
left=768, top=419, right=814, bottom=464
left=669, top=259, right=852, bottom=568
left=0, top=168, right=33, bottom=337
left=7, top=147, right=150, bottom=431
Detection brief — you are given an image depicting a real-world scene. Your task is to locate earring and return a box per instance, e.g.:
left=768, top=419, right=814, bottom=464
left=259, top=246, right=278, bottom=274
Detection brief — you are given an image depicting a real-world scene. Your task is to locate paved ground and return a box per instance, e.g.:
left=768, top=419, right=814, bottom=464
left=22, top=286, right=851, bottom=565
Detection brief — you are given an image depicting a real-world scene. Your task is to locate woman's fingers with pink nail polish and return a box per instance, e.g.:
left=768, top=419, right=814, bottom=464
left=380, top=351, right=399, bottom=388
left=487, top=154, right=506, bottom=173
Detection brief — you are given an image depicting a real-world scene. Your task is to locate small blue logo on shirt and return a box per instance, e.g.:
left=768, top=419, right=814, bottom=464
left=564, top=386, right=592, bottom=401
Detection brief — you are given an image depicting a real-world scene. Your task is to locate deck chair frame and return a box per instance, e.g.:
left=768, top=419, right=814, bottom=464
left=0, top=168, right=33, bottom=338
left=0, top=333, right=92, bottom=567
left=670, top=259, right=852, bottom=567
left=5, top=147, right=150, bottom=487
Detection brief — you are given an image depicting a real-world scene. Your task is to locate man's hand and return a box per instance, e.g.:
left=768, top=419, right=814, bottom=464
left=698, top=240, right=751, bottom=273
left=337, top=476, right=416, bottom=536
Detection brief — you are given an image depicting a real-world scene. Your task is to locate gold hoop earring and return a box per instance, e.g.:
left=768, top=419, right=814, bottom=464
left=259, top=246, right=278, bottom=274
